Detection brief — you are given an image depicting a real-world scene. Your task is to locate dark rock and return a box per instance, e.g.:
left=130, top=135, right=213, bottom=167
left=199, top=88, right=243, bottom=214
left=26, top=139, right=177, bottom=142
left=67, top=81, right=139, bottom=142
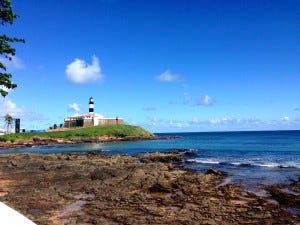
left=206, top=168, right=226, bottom=176
left=87, top=151, right=102, bottom=157
left=7, top=159, right=18, bottom=167
left=90, top=167, right=120, bottom=181
left=149, top=182, right=171, bottom=193
left=183, top=149, right=198, bottom=157
left=138, top=152, right=181, bottom=163
left=32, top=136, right=44, bottom=142
left=268, top=187, right=300, bottom=207
left=39, top=164, right=52, bottom=171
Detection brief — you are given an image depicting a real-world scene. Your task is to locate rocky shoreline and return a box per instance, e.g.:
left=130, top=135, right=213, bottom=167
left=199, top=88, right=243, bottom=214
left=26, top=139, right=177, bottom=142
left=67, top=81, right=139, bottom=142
left=0, top=151, right=299, bottom=224
left=0, top=135, right=178, bottom=150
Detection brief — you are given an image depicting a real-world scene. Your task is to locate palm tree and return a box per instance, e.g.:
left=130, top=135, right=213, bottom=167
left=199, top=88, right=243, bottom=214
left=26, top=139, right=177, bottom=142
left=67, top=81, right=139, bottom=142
left=4, top=114, right=13, bottom=133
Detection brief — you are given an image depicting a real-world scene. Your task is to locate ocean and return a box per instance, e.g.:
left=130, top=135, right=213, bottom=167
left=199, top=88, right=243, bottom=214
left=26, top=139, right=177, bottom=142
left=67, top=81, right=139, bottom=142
left=1, top=130, right=300, bottom=190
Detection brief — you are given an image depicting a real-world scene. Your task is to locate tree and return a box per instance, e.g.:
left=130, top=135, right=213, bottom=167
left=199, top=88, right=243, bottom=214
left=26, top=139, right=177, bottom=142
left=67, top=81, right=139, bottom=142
left=4, top=113, right=13, bottom=133
left=0, top=0, right=25, bottom=97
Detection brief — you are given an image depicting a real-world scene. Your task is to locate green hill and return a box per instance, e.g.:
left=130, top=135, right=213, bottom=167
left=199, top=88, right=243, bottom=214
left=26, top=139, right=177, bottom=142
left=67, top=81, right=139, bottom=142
left=0, top=125, right=154, bottom=142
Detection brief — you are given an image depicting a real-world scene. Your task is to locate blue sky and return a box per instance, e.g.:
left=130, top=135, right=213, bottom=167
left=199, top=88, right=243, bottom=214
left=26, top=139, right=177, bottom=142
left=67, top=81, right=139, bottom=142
left=1, top=0, right=299, bottom=132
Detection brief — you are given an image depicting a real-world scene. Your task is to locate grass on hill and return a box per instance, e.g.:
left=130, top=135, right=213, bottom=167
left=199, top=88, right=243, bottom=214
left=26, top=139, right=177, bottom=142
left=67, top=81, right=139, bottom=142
left=0, top=125, right=154, bottom=142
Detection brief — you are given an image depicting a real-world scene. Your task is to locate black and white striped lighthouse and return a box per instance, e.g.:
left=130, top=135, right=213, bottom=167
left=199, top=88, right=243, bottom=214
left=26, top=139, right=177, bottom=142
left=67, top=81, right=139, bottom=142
left=89, top=97, right=94, bottom=113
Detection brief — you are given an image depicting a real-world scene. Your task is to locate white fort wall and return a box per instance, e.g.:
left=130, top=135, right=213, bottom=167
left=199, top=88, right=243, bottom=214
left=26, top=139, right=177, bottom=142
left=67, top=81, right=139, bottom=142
left=64, top=115, right=124, bottom=128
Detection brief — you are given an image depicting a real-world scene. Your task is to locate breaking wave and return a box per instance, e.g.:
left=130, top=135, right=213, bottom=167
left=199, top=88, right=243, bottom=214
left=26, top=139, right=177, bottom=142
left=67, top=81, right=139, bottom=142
left=186, top=158, right=300, bottom=169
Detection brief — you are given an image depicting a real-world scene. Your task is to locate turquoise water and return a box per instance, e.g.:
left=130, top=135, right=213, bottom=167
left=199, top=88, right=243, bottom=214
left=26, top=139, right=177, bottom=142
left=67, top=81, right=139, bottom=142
left=1, top=130, right=299, bottom=187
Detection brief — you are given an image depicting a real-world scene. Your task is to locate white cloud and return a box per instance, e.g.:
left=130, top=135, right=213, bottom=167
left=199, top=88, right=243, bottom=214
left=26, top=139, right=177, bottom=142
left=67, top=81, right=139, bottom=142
left=210, top=117, right=237, bottom=125
left=280, top=116, right=289, bottom=121
left=209, top=118, right=221, bottom=125
left=0, top=98, right=23, bottom=117
left=141, top=115, right=300, bottom=132
left=190, top=117, right=201, bottom=125
left=0, top=55, right=25, bottom=70
left=127, top=120, right=138, bottom=126
left=196, top=94, right=213, bottom=106
left=146, top=117, right=190, bottom=129
left=68, top=103, right=81, bottom=113
left=183, top=92, right=191, bottom=104
left=156, top=70, right=181, bottom=82
left=0, top=98, right=53, bottom=131
left=142, top=106, right=156, bottom=111
left=168, top=120, right=189, bottom=128
left=65, top=55, right=103, bottom=84
left=208, top=117, right=264, bottom=127
left=0, top=98, right=47, bottom=124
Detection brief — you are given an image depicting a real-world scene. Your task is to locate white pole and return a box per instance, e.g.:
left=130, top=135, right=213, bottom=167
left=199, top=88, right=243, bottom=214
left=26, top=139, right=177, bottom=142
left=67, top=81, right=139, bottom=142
left=0, top=202, right=37, bottom=225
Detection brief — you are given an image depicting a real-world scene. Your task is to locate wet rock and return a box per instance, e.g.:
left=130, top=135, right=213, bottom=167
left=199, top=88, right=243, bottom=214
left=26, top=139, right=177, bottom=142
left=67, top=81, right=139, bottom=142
left=183, top=149, right=198, bottom=157
left=206, top=168, right=226, bottom=176
left=268, top=186, right=300, bottom=207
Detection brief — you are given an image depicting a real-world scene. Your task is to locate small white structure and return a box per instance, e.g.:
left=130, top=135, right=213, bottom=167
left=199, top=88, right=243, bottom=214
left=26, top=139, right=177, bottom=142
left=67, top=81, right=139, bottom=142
left=0, top=128, right=5, bottom=135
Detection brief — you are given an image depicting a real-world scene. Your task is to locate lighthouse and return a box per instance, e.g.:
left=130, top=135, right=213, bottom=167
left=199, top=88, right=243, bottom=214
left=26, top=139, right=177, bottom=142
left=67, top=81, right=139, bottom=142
left=89, top=97, right=94, bottom=113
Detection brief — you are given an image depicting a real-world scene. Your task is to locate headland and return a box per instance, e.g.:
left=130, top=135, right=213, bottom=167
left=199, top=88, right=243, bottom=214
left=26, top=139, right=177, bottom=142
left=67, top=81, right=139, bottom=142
left=0, top=124, right=176, bottom=150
